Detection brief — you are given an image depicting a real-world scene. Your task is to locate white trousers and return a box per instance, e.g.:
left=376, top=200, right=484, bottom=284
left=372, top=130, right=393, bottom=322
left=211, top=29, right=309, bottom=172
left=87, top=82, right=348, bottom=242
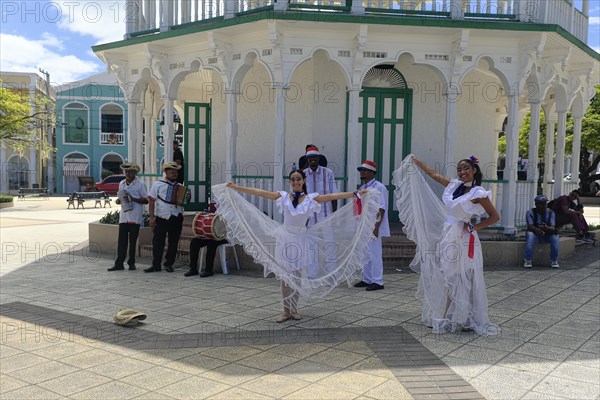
left=363, top=237, right=383, bottom=285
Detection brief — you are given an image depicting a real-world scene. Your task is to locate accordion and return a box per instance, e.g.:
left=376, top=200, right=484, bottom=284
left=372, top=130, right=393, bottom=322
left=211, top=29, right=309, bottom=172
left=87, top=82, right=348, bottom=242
left=163, top=183, right=189, bottom=206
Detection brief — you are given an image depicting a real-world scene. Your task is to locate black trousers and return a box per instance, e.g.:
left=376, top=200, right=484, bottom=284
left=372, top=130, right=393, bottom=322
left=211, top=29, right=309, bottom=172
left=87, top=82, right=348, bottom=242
left=189, top=238, right=228, bottom=273
left=115, top=223, right=140, bottom=267
left=152, top=215, right=183, bottom=269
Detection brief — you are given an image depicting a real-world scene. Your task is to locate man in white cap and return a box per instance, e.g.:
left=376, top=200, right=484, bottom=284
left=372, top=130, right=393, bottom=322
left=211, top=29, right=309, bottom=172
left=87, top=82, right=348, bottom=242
left=354, top=160, right=389, bottom=291
left=108, top=163, right=148, bottom=271
left=303, top=146, right=337, bottom=225
left=145, top=162, right=190, bottom=273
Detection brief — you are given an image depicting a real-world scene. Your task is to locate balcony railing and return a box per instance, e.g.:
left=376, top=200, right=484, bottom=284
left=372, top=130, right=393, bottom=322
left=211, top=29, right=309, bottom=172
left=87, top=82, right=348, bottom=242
left=125, top=0, right=590, bottom=43
left=100, top=132, right=125, bottom=145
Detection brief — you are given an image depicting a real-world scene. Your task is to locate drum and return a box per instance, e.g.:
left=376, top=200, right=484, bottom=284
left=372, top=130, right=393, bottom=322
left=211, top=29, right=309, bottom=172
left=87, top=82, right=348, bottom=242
left=192, top=212, right=226, bottom=240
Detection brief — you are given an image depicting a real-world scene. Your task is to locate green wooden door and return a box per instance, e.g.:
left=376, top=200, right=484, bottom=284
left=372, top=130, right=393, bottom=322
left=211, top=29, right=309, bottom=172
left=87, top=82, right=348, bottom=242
left=359, top=88, right=412, bottom=221
left=184, top=102, right=211, bottom=211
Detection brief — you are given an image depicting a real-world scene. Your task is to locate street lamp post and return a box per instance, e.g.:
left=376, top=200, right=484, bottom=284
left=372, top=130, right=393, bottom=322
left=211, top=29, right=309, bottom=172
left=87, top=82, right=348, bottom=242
left=39, top=68, right=54, bottom=193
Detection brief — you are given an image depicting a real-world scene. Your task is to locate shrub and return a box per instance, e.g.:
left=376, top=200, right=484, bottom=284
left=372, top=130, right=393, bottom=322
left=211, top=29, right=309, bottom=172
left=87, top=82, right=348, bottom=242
left=99, top=210, right=150, bottom=227
left=0, top=194, right=14, bottom=203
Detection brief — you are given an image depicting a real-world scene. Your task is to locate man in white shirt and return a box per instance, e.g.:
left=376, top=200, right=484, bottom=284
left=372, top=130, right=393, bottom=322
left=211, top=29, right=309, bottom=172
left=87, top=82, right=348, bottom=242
left=303, top=146, right=337, bottom=225
left=108, top=163, right=148, bottom=271
left=145, top=162, right=189, bottom=273
left=354, top=160, right=389, bottom=291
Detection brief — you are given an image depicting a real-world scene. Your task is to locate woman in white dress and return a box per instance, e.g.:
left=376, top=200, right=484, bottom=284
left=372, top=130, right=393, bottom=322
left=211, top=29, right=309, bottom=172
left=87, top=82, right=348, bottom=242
left=213, top=169, right=381, bottom=323
left=393, top=155, right=500, bottom=335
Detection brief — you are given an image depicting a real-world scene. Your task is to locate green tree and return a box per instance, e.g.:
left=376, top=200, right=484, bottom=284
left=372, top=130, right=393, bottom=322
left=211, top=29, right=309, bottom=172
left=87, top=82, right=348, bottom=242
left=0, top=80, right=54, bottom=156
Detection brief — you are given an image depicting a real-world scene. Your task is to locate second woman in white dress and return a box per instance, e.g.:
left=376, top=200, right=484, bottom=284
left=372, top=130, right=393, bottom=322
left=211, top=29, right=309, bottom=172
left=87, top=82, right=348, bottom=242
left=393, top=155, right=501, bottom=335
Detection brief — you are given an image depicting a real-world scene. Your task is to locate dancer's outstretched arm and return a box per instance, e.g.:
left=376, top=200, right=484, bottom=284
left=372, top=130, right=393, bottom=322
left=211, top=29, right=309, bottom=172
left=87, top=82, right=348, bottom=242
left=226, top=182, right=281, bottom=200
left=412, top=156, right=450, bottom=187
left=315, top=189, right=368, bottom=204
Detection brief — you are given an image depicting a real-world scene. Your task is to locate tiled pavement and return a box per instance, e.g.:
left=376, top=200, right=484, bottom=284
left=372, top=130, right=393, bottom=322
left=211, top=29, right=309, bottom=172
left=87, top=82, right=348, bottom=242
left=1, top=198, right=599, bottom=399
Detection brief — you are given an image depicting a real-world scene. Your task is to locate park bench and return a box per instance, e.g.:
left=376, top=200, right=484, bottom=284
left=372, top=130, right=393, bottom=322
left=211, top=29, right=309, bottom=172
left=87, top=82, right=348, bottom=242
left=17, top=187, right=49, bottom=200
left=67, top=191, right=112, bottom=209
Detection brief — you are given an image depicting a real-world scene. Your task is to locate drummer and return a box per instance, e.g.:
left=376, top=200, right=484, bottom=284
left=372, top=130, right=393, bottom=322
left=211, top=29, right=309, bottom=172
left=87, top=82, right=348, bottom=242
left=184, top=202, right=228, bottom=278
left=183, top=237, right=228, bottom=277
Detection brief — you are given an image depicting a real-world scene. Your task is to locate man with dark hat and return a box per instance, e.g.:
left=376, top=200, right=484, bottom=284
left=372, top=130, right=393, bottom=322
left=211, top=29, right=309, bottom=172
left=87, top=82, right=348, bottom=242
left=145, top=162, right=190, bottom=273
left=298, top=143, right=328, bottom=170
left=524, top=194, right=559, bottom=268
left=108, top=163, right=148, bottom=271
left=173, top=140, right=185, bottom=184
left=303, top=146, right=337, bottom=225
left=354, top=160, right=389, bottom=291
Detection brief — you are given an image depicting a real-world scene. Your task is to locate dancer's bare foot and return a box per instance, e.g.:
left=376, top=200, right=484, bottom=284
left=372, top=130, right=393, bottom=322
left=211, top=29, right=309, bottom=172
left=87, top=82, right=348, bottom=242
left=276, top=312, right=292, bottom=323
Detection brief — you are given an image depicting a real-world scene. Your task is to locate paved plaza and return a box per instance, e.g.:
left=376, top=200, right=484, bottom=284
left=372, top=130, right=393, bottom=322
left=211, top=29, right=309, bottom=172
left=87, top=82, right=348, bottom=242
left=0, top=197, right=599, bottom=399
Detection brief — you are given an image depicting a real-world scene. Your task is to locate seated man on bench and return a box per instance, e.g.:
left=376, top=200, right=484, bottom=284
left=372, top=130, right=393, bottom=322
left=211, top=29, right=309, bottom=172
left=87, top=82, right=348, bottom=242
left=550, top=189, right=595, bottom=243
left=524, top=195, right=559, bottom=269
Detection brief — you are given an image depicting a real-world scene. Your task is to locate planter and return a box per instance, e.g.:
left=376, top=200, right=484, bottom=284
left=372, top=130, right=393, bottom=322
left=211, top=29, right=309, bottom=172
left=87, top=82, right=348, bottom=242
left=481, top=237, right=576, bottom=267
left=0, top=201, right=14, bottom=209
left=88, top=221, right=152, bottom=257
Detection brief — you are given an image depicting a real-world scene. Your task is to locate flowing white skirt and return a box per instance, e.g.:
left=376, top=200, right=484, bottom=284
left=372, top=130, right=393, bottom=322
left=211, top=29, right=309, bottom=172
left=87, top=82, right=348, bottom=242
left=212, top=184, right=381, bottom=301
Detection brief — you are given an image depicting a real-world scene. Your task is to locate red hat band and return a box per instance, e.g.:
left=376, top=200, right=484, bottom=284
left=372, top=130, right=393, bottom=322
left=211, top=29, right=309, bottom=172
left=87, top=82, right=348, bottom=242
left=306, top=146, right=320, bottom=156
left=358, top=160, right=377, bottom=172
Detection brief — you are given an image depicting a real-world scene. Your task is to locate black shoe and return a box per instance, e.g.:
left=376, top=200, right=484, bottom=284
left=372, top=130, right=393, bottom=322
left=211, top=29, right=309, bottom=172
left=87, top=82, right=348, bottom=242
left=144, top=267, right=160, bottom=273
left=199, top=271, right=214, bottom=278
left=128, top=264, right=136, bottom=271
left=164, top=265, right=174, bottom=273
left=107, top=265, right=124, bottom=271
left=184, top=269, right=199, bottom=277
left=366, top=283, right=384, bottom=291
left=354, top=281, right=369, bottom=288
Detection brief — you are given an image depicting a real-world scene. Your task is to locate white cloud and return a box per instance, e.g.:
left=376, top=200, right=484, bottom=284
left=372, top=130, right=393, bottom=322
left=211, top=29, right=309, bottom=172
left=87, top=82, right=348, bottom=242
left=590, top=16, right=600, bottom=25
left=56, top=0, right=126, bottom=45
left=0, top=33, right=101, bottom=84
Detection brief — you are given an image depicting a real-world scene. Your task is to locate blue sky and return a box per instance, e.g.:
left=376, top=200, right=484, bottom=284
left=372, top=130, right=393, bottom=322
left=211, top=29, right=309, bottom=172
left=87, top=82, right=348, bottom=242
left=0, top=0, right=598, bottom=85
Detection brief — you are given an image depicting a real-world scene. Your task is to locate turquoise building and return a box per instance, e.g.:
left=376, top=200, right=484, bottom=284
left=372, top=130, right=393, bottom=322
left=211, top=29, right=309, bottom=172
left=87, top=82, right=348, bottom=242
left=55, top=71, right=167, bottom=193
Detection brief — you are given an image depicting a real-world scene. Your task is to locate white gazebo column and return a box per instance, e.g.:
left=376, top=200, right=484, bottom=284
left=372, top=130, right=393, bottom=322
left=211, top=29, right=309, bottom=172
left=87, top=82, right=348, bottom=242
left=526, top=101, right=542, bottom=200
left=346, top=87, right=362, bottom=191
left=273, top=84, right=287, bottom=222
left=143, top=111, right=153, bottom=173
left=501, top=94, right=520, bottom=234
left=224, top=88, right=239, bottom=182
left=162, top=98, right=175, bottom=163
left=0, top=144, right=6, bottom=193
left=570, top=113, right=584, bottom=187
left=553, top=109, right=568, bottom=199
left=135, top=108, right=144, bottom=167
left=443, top=84, right=459, bottom=170
left=543, top=117, right=556, bottom=198
left=126, top=100, right=139, bottom=163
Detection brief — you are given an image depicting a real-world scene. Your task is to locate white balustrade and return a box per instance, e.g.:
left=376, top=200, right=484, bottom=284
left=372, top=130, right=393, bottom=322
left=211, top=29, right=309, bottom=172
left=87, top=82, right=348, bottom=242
left=125, top=0, right=588, bottom=43
left=100, top=132, right=125, bottom=145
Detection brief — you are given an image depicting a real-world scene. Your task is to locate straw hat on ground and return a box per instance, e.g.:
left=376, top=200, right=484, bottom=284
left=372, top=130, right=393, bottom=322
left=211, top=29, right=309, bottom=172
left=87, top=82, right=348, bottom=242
left=113, top=309, right=147, bottom=326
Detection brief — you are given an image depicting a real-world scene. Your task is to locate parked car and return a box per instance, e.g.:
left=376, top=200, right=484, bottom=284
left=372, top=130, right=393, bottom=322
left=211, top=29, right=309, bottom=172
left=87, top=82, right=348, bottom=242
left=94, top=175, right=125, bottom=195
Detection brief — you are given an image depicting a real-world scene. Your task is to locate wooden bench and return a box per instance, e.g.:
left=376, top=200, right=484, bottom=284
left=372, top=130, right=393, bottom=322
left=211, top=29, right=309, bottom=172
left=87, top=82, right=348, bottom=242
left=67, top=191, right=112, bottom=209
left=17, top=187, right=49, bottom=200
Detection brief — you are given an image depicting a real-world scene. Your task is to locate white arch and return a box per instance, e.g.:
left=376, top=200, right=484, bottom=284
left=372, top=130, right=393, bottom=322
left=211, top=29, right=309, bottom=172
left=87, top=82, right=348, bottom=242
left=390, top=51, right=449, bottom=87
left=460, top=55, right=511, bottom=95
left=232, top=50, right=275, bottom=89
left=570, top=91, right=586, bottom=117
left=287, top=48, right=351, bottom=88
